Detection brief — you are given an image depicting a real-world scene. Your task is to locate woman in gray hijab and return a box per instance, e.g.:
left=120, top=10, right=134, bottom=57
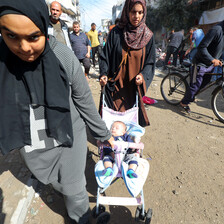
left=0, top=0, right=113, bottom=223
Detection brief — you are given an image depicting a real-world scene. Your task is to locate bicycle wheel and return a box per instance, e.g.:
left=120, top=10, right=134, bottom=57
left=211, top=86, right=224, bottom=123
left=160, top=72, right=188, bottom=105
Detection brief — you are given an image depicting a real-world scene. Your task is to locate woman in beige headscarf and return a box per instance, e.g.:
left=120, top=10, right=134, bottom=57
left=99, top=0, right=155, bottom=126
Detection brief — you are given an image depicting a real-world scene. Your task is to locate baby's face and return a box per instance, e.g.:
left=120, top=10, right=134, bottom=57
left=110, top=122, right=126, bottom=137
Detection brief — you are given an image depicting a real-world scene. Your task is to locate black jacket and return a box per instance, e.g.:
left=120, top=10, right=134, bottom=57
left=194, top=20, right=224, bottom=66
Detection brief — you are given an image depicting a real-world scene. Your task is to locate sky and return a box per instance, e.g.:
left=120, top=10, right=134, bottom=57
left=79, top=0, right=116, bottom=32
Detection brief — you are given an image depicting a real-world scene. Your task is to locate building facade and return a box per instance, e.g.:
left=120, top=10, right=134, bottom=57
left=112, top=0, right=125, bottom=24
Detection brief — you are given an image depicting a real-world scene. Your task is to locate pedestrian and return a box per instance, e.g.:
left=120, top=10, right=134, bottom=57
left=182, top=27, right=194, bottom=61
left=48, top=1, right=72, bottom=49
left=70, top=21, right=91, bottom=80
left=98, top=30, right=105, bottom=56
left=99, top=0, right=156, bottom=127
left=166, top=28, right=175, bottom=44
left=185, top=27, right=205, bottom=62
left=180, top=21, right=224, bottom=112
left=88, top=23, right=100, bottom=68
left=178, top=31, right=192, bottom=67
left=0, top=1, right=114, bottom=223
left=164, top=29, right=184, bottom=68
left=109, top=18, right=120, bottom=32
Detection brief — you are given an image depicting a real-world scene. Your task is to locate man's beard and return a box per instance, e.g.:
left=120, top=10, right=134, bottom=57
left=51, top=15, right=59, bottom=20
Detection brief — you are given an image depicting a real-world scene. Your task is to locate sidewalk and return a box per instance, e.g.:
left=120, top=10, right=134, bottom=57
left=0, top=150, right=37, bottom=224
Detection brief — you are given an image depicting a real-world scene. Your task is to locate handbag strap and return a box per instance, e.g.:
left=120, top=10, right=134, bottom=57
left=108, top=47, right=130, bottom=82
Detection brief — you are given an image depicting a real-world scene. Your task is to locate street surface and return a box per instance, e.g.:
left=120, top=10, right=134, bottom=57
left=1, top=67, right=223, bottom=224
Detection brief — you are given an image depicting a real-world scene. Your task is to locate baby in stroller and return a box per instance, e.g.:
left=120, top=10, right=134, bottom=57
left=93, top=91, right=152, bottom=223
left=102, top=121, right=139, bottom=179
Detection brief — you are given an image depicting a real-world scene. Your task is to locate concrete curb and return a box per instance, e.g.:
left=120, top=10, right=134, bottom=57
left=10, top=178, right=38, bottom=224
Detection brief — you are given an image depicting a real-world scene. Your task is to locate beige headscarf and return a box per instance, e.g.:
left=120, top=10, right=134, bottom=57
left=118, top=0, right=153, bottom=50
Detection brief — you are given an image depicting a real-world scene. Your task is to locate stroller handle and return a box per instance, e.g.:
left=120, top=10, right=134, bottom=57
left=113, top=141, right=144, bottom=152
left=102, top=87, right=139, bottom=108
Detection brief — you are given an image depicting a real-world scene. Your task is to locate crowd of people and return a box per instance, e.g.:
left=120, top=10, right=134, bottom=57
left=162, top=26, right=205, bottom=69
left=160, top=22, right=223, bottom=113
left=48, top=1, right=108, bottom=79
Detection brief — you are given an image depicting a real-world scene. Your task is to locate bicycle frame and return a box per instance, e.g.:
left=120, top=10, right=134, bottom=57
left=168, top=72, right=188, bottom=95
left=166, top=65, right=190, bottom=96
left=162, top=64, right=224, bottom=122
left=166, top=64, right=224, bottom=96
left=197, top=75, right=223, bottom=95
left=196, top=66, right=224, bottom=96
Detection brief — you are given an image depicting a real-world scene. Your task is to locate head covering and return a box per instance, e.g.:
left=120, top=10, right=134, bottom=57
left=0, top=0, right=73, bottom=154
left=118, top=0, right=153, bottom=50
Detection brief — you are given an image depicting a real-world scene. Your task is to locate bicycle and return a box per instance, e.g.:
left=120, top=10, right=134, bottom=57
left=160, top=64, right=224, bottom=123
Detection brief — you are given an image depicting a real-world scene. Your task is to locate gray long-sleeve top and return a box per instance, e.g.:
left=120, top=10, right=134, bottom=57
left=49, top=35, right=111, bottom=141
left=19, top=36, right=111, bottom=188
left=168, top=31, right=184, bottom=49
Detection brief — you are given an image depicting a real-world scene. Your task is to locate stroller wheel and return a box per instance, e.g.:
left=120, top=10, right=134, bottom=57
left=145, top=208, right=153, bottom=224
left=135, top=206, right=141, bottom=221
left=135, top=205, right=145, bottom=221
left=96, top=211, right=110, bottom=224
left=92, top=205, right=106, bottom=218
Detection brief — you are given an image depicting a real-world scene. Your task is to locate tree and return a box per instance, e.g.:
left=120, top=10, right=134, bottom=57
left=146, top=6, right=161, bottom=32
left=146, top=0, right=202, bottom=32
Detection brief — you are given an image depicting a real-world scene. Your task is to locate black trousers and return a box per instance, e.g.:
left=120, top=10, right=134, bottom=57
left=164, top=46, right=179, bottom=66
left=79, top=58, right=91, bottom=75
left=178, top=50, right=185, bottom=65
left=91, top=46, right=99, bottom=67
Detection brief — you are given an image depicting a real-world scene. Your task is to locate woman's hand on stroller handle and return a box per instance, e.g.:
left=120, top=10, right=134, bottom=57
left=99, top=75, right=108, bottom=87
left=135, top=74, right=143, bottom=86
left=97, top=137, right=114, bottom=148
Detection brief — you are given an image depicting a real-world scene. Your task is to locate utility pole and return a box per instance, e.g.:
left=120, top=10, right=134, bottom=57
left=83, top=10, right=86, bottom=32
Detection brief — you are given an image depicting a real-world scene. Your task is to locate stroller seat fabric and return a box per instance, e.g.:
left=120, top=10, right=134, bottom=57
left=122, top=158, right=150, bottom=197
left=95, top=160, right=119, bottom=191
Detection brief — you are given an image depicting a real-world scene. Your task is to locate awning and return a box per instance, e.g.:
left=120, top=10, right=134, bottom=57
left=199, top=7, right=224, bottom=25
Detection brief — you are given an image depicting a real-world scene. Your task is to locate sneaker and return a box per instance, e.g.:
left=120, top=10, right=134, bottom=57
left=180, top=102, right=191, bottom=113
left=102, top=167, right=113, bottom=176
left=127, top=169, right=138, bottom=178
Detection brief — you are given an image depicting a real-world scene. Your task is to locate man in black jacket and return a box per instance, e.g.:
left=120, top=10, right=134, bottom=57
left=180, top=21, right=224, bottom=112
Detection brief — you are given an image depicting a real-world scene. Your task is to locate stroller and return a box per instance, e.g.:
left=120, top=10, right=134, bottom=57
left=92, top=91, right=152, bottom=224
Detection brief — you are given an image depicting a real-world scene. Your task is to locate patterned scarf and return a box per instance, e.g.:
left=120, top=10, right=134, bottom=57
left=118, top=0, right=153, bottom=50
